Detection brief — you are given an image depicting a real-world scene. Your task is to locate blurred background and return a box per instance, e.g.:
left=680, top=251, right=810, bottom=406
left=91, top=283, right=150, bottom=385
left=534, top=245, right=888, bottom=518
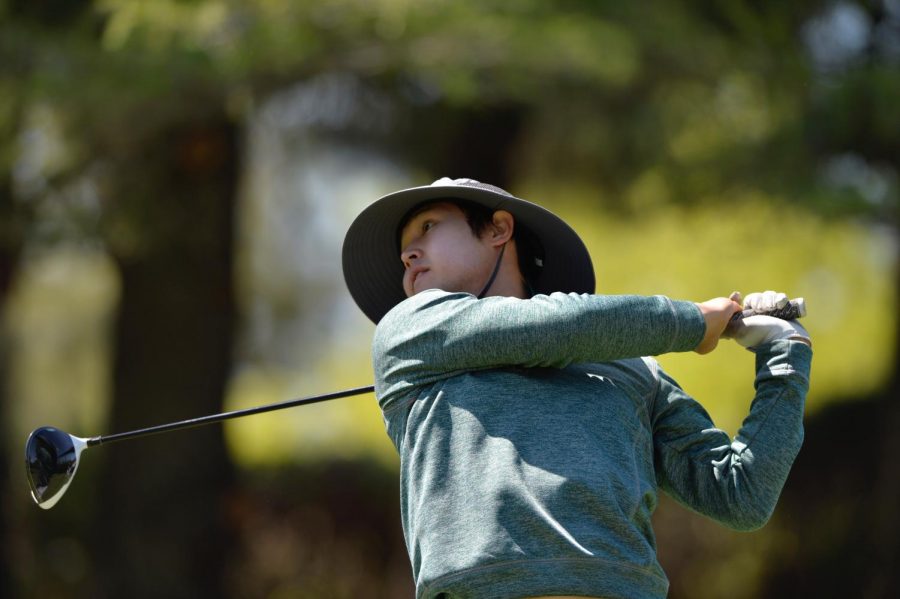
left=1, top=0, right=898, bottom=597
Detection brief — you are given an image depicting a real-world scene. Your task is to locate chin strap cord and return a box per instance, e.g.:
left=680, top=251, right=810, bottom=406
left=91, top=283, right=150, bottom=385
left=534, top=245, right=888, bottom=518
left=476, top=243, right=507, bottom=299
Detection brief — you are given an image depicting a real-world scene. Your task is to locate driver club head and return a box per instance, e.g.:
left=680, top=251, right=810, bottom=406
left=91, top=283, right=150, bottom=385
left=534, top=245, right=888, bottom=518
left=25, top=427, right=89, bottom=510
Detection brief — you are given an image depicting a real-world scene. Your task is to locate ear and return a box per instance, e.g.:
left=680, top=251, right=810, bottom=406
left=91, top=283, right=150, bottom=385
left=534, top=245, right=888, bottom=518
left=488, top=210, right=515, bottom=248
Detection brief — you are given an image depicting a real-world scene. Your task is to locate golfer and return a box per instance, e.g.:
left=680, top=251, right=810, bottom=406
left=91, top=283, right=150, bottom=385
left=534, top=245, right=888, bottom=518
left=342, top=178, right=812, bottom=599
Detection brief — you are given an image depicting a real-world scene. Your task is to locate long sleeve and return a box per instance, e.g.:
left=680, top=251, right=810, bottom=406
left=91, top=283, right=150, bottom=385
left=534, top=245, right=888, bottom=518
left=373, top=289, right=706, bottom=412
left=651, top=339, right=813, bottom=530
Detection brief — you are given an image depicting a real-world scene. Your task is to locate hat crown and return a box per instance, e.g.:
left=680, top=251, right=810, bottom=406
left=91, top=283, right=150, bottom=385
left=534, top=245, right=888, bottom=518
left=431, top=177, right=514, bottom=198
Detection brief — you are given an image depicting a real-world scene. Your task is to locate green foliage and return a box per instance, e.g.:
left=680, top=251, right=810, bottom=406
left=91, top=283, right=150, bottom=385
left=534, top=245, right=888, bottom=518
left=4, top=0, right=896, bottom=225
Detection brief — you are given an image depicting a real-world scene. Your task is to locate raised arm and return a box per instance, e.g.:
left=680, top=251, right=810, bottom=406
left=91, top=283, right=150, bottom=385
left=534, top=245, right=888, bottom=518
left=651, top=339, right=813, bottom=530
left=373, top=289, right=708, bottom=408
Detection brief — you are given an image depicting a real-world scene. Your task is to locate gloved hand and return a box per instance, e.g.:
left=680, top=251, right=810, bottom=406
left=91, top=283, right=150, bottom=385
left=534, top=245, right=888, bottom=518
left=726, top=291, right=811, bottom=350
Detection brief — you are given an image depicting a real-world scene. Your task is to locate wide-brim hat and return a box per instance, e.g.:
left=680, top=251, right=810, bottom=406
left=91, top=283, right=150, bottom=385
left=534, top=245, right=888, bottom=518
left=342, top=177, right=595, bottom=324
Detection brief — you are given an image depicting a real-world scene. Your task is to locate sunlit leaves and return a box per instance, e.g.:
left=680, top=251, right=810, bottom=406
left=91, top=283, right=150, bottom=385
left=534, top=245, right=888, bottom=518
left=663, top=72, right=776, bottom=164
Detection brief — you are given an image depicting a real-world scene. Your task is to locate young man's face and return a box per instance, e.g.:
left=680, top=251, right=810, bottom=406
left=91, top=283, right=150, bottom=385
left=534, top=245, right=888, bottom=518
left=399, top=202, right=498, bottom=298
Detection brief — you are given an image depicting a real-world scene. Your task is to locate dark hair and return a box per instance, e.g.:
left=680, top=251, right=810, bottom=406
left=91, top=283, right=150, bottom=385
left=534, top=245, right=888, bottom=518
left=399, top=199, right=544, bottom=295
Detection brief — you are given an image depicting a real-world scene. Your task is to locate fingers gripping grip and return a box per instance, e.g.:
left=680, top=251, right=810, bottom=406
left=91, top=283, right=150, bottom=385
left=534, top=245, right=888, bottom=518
left=730, top=298, right=806, bottom=323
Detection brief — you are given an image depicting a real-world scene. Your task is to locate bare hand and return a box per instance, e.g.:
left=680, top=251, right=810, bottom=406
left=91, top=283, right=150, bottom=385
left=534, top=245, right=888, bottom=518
left=694, top=297, right=742, bottom=354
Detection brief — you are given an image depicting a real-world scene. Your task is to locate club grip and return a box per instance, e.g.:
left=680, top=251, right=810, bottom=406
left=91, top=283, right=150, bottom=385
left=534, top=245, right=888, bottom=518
left=731, top=297, right=806, bottom=323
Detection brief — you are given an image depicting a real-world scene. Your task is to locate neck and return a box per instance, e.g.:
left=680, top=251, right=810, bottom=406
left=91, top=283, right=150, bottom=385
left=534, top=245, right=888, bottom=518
left=478, top=242, right=527, bottom=300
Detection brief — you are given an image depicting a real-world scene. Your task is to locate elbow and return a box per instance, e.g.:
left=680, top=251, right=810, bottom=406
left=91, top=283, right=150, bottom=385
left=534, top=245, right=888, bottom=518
left=708, top=453, right=781, bottom=531
left=685, top=493, right=775, bottom=531
left=721, top=505, right=773, bottom=532
left=699, top=492, right=774, bottom=531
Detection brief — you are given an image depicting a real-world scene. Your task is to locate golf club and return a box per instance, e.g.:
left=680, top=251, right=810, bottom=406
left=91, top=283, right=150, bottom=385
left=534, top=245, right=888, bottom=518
left=731, top=297, right=805, bottom=323
left=25, top=297, right=806, bottom=510
left=25, top=384, right=374, bottom=509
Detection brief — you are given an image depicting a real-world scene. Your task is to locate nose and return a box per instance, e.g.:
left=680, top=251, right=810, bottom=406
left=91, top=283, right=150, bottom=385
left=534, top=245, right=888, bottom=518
left=401, top=246, right=421, bottom=269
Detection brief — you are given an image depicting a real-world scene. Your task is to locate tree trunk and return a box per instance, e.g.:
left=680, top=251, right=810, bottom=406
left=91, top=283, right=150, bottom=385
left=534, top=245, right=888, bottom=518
left=92, top=116, right=239, bottom=598
left=0, top=173, right=22, bottom=599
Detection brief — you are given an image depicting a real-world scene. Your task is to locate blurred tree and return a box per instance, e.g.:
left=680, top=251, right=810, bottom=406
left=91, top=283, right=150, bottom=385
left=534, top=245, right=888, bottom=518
left=1, top=0, right=240, bottom=595
left=1, top=0, right=93, bottom=594
left=0, top=112, right=21, bottom=599
left=90, top=112, right=240, bottom=598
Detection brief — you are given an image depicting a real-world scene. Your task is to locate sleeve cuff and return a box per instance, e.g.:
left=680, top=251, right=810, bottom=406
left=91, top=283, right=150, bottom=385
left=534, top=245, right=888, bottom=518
left=667, top=298, right=707, bottom=352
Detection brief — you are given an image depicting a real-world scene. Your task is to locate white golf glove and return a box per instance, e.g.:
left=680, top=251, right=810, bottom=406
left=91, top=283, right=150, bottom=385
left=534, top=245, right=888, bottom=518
left=727, top=290, right=811, bottom=350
